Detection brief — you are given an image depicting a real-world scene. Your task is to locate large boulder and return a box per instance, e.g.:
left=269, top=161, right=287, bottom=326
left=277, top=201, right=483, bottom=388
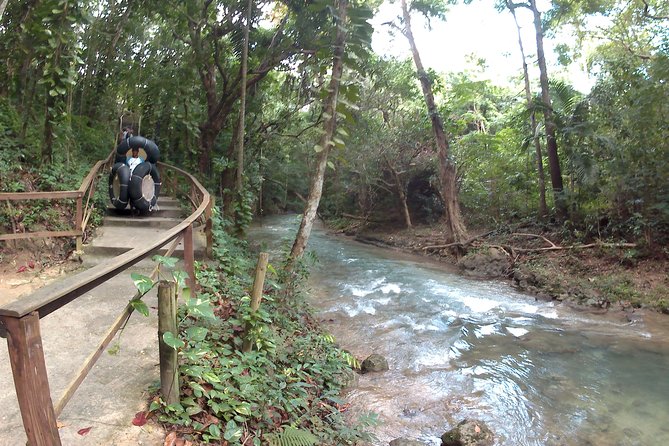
left=360, top=353, right=389, bottom=374
left=458, top=248, right=511, bottom=279
left=441, top=419, right=494, bottom=446
left=389, top=438, right=426, bottom=446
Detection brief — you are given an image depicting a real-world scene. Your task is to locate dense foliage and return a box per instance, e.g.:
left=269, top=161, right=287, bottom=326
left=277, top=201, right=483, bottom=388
left=149, top=212, right=376, bottom=445
left=1, top=0, right=668, bottom=439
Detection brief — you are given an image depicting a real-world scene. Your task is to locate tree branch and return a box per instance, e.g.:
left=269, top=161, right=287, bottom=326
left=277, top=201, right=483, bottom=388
left=642, top=0, right=669, bottom=20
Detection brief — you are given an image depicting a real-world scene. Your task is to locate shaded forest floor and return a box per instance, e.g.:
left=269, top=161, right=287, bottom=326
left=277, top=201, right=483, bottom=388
left=334, top=220, right=669, bottom=316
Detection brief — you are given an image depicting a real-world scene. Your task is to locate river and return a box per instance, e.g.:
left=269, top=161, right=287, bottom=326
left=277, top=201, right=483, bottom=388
left=250, top=215, right=669, bottom=446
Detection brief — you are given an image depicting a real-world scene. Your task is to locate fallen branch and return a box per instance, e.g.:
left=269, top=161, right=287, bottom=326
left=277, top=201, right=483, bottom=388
left=511, top=232, right=557, bottom=247
left=422, top=230, right=494, bottom=251
left=509, top=241, right=637, bottom=253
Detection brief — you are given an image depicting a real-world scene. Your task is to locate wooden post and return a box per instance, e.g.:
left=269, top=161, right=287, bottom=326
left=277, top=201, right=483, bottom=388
left=183, top=224, right=196, bottom=292
left=205, top=196, right=215, bottom=259
left=242, top=252, right=269, bottom=353
left=158, top=281, right=180, bottom=405
left=2, top=312, right=62, bottom=446
left=75, top=193, right=83, bottom=252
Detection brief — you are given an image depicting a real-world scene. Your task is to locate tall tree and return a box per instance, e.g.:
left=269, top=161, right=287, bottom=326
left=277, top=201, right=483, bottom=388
left=521, top=0, right=567, bottom=218
left=506, top=0, right=548, bottom=218
left=38, top=0, right=81, bottom=164
left=235, top=0, right=252, bottom=195
left=399, top=0, right=467, bottom=242
left=288, top=0, right=350, bottom=264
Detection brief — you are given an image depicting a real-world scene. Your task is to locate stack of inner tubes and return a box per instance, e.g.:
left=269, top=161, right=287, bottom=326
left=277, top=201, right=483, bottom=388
left=108, top=136, right=161, bottom=213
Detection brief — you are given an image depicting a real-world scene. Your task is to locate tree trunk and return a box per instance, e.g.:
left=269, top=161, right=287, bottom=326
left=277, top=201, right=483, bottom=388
left=385, top=156, right=412, bottom=228
left=400, top=0, right=467, bottom=242
left=235, top=0, right=252, bottom=193
left=0, top=0, right=9, bottom=20
left=529, top=0, right=567, bottom=219
left=42, top=94, right=55, bottom=165
left=508, top=1, right=547, bottom=218
left=288, top=0, right=348, bottom=265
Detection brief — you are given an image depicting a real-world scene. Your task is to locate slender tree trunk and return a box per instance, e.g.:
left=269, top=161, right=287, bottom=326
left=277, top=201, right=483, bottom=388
left=508, top=2, right=547, bottom=218
left=400, top=0, right=467, bottom=242
left=384, top=156, right=412, bottom=228
left=529, top=0, right=567, bottom=219
left=0, top=0, right=9, bottom=20
left=288, top=0, right=348, bottom=265
left=42, top=94, right=55, bottom=165
left=235, top=0, right=252, bottom=193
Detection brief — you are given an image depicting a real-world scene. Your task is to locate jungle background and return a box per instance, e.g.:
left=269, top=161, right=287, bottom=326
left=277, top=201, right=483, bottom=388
left=1, top=0, right=668, bottom=444
left=0, top=1, right=668, bottom=310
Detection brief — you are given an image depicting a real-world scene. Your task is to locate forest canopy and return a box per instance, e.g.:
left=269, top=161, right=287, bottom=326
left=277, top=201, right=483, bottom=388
left=1, top=0, right=667, bottom=246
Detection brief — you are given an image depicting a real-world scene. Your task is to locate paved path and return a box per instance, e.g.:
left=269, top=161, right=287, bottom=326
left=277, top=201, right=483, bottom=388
left=0, top=197, right=205, bottom=445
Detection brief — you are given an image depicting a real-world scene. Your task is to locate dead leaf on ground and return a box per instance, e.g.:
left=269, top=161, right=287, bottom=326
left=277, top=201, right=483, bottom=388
left=164, top=431, right=177, bottom=446
left=77, top=427, right=92, bottom=436
left=132, top=411, right=148, bottom=426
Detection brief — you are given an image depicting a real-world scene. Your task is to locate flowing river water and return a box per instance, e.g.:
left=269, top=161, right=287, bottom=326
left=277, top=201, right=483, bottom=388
left=250, top=215, right=669, bottom=446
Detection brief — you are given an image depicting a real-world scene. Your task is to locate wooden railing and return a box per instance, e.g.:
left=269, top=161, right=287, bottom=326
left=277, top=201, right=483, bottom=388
left=0, top=150, right=116, bottom=251
left=0, top=159, right=213, bottom=446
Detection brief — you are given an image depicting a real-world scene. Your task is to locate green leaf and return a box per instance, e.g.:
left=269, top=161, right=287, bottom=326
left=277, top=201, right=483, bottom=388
left=234, top=405, right=251, bottom=416
left=185, top=297, right=215, bottom=320
left=130, top=299, right=149, bottom=317
left=107, top=342, right=120, bottom=356
left=208, top=423, right=221, bottom=439
left=313, top=144, right=324, bottom=153
left=173, top=271, right=188, bottom=290
left=152, top=255, right=179, bottom=268
left=185, top=326, right=208, bottom=342
left=186, top=405, right=202, bottom=416
left=202, top=371, right=221, bottom=383
left=131, top=273, right=154, bottom=295
left=162, top=332, right=185, bottom=349
left=223, top=420, right=242, bottom=442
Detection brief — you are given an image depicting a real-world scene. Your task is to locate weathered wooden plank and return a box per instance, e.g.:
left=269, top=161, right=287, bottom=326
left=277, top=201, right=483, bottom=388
left=158, top=281, right=179, bottom=405
left=0, top=230, right=81, bottom=241
left=242, top=252, right=269, bottom=353
left=0, top=191, right=80, bottom=200
left=2, top=312, right=62, bottom=446
left=184, top=223, right=196, bottom=292
left=205, top=196, right=214, bottom=259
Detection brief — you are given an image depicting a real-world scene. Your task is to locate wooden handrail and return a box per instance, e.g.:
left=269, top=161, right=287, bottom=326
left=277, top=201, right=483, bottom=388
left=0, top=158, right=212, bottom=446
left=0, top=191, right=82, bottom=200
left=0, top=161, right=209, bottom=319
left=0, top=150, right=116, bottom=245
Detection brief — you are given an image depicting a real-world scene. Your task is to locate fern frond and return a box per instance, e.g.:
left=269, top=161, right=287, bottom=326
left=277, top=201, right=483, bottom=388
left=265, top=426, right=318, bottom=446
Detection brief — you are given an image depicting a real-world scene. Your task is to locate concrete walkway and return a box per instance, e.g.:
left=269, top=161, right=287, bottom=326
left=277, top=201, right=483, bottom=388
left=0, top=197, right=204, bottom=445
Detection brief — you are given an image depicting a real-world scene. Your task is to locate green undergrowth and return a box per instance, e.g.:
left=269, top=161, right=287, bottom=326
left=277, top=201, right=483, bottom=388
left=0, top=99, right=109, bottom=246
left=151, top=209, right=377, bottom=445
